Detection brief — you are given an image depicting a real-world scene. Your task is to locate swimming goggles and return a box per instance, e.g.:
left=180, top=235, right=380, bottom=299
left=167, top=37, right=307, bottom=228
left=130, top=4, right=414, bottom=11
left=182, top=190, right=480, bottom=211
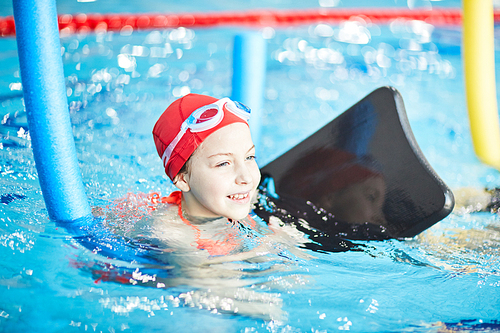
left=162, top=97, right=251, bottom=167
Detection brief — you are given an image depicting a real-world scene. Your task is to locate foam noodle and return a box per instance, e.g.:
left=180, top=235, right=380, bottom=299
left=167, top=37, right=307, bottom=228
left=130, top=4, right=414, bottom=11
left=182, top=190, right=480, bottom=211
left=463, top=0, right=500, bottom=170
left=13, top=0, right=92, bottom=222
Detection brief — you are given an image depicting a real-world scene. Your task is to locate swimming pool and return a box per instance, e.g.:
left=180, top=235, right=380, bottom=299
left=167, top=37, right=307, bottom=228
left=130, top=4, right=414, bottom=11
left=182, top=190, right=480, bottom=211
left=1, top=0, right=500, bottom=331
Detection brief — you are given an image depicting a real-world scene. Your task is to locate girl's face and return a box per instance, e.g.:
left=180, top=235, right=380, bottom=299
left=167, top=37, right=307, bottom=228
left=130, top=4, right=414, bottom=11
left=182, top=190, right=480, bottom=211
left=174, top=123, right=261, bottom=220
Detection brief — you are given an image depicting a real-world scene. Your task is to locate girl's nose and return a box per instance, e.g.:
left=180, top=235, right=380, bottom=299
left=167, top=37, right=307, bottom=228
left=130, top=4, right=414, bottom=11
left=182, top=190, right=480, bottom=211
left=235, top=162, right=252, bottom=185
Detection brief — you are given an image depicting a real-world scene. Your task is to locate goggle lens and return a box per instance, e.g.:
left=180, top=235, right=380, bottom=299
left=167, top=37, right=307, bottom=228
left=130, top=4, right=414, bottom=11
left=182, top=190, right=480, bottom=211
left=234, top=101, right=250, bottom=114
left=225, top=100, right=251, bottom=121
left=197, top=108, right=218, bottom=123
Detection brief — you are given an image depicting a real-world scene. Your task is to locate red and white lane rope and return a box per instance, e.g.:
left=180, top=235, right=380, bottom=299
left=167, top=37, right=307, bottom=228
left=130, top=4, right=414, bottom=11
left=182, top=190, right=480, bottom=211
left=1, top=8, right=499, bottom=37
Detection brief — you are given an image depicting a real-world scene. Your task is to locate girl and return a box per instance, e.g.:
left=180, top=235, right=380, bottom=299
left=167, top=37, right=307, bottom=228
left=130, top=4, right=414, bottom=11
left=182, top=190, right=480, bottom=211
left=153, top=93, right=261, bottom=224
left=124, top=94, right=310, bottom=320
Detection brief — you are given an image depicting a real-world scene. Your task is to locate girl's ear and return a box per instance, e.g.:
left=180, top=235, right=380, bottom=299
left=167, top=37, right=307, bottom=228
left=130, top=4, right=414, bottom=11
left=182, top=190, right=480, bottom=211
left=173, top=172, right=190, bottom=192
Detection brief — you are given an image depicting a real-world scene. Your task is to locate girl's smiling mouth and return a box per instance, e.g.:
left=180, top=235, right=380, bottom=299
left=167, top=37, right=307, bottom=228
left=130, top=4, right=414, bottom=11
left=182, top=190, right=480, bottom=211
left=228, top=192, right=250, bottom=203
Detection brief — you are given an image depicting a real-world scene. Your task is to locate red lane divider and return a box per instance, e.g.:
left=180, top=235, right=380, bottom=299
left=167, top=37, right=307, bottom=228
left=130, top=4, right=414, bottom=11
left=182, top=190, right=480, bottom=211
left=1, top=8, right=499, bottom=37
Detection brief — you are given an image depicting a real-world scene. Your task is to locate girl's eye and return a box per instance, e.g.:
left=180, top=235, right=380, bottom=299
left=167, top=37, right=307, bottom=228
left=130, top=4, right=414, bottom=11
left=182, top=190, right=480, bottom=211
left=216, top=161, right=229, bottom=167
left=246, top=155, right=256, bottom=161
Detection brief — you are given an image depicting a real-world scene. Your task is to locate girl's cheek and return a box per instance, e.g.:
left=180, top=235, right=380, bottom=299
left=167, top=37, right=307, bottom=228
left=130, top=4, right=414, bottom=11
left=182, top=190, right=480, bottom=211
left=253, top=164, right=262, bottom=180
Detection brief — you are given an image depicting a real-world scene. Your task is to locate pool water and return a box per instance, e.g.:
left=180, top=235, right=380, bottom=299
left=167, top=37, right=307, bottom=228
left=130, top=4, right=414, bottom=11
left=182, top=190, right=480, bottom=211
left=1, top=0, right=500, bottom=331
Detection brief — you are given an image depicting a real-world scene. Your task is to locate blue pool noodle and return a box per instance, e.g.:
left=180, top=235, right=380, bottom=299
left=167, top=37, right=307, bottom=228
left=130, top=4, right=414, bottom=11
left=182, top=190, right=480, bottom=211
left=12, top=0, right=165, bottom=267
left=231, top=33, right=267, bottom=155
left=13, top=0, right=92, bottom=223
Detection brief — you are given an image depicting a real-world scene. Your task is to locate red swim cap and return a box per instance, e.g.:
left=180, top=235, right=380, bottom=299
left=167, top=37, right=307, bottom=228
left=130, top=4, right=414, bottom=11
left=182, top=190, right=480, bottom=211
left=153, top=94, right=249, bottom=180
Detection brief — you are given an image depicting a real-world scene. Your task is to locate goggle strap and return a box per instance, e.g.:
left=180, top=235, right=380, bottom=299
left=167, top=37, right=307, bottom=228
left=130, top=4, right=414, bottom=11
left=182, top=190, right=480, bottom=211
left=162, top=126, right=187, bottom=168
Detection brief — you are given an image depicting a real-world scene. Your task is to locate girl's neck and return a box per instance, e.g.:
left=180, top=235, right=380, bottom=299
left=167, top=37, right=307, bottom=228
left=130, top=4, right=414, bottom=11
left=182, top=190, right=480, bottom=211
left=182, top=209, right=226, bottom=224
left=180, top=195, right=242, bottom=224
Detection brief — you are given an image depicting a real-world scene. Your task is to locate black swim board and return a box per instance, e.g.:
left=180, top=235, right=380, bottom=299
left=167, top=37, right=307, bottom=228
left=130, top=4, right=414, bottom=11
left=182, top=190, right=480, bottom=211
left=256, top=86, right=454, bottom=240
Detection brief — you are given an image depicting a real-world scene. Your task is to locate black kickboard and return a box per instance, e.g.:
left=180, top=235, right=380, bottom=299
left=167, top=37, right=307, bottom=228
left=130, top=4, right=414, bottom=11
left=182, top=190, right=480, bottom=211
left=257, top=86, right=454, bottom=239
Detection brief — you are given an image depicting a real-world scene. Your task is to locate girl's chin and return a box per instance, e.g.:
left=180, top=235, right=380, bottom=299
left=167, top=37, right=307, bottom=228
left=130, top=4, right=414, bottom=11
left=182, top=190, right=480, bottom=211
left=225, top=208, right=251, bottom=221
left=225, top=213, right=249, bottom=221
left=221, top=201, right=252, bottom=220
